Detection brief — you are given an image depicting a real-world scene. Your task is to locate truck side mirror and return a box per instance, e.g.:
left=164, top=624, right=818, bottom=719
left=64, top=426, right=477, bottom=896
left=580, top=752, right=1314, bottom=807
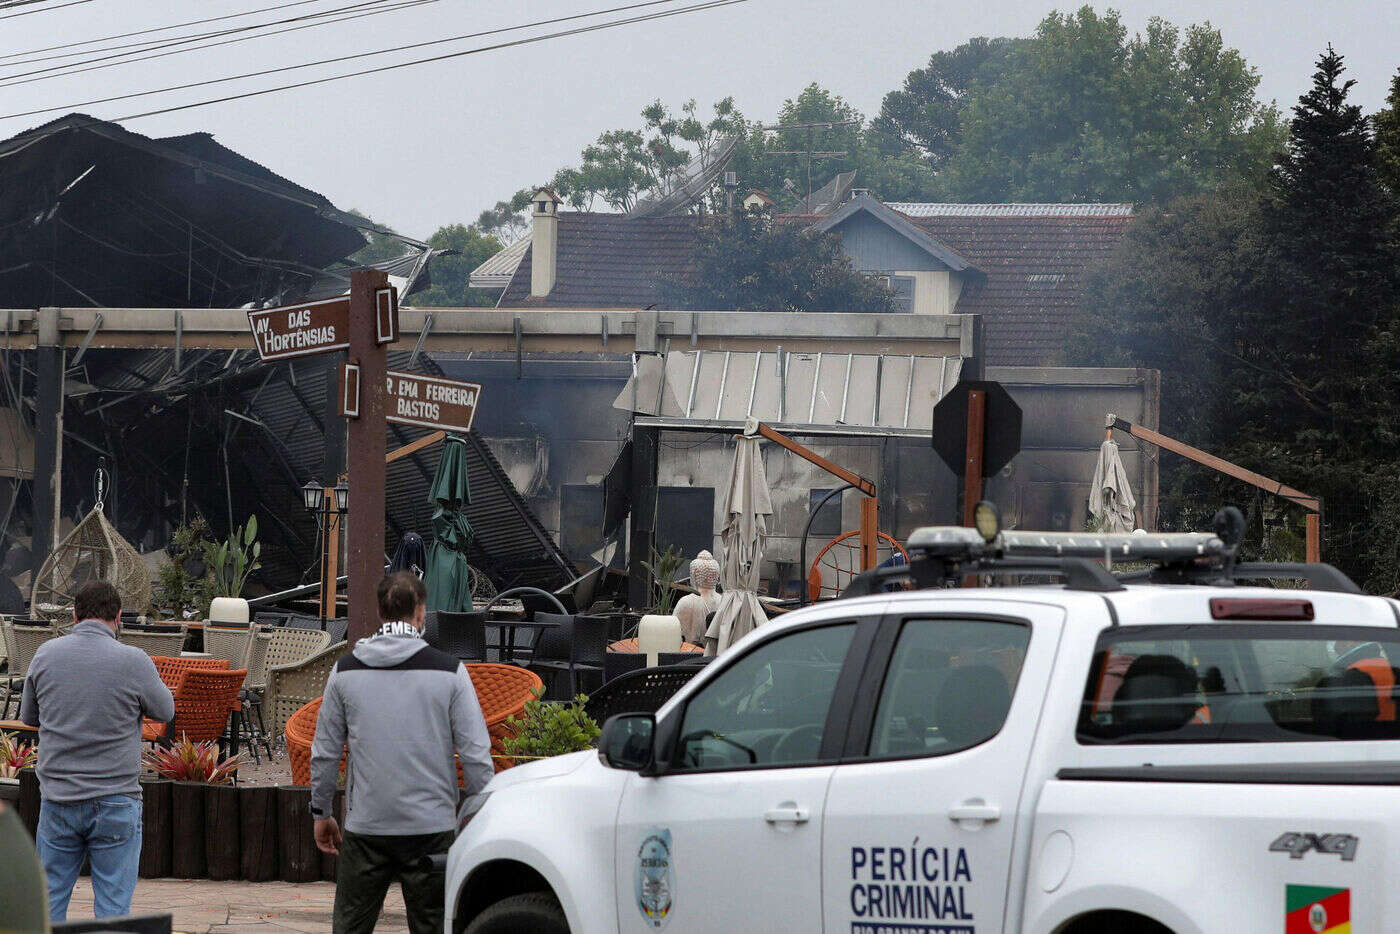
left=599, top=713, right=655, bottom=772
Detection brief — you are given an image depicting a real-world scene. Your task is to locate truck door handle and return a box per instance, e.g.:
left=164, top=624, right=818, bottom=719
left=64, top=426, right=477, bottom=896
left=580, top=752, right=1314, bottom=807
left=764, top=805, right=811, bottom=824
left=947, top=800, right=1001, bottom=825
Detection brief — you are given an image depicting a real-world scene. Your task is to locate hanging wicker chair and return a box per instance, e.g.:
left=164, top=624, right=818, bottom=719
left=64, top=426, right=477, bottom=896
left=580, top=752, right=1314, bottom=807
left=30, top=505, right=152, bottom=616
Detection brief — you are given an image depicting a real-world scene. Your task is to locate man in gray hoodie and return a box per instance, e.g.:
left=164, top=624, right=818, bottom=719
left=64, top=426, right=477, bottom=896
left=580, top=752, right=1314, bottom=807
left=311, top=571, right=494, bottom=934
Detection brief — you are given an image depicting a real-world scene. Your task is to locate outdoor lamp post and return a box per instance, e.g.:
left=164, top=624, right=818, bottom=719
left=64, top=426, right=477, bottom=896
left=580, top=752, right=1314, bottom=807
left=302, top=480, right=349, bottom=631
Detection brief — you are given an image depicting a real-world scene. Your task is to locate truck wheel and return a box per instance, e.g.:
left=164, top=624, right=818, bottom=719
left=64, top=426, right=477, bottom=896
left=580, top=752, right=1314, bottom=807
left=466, top=892, right=569, bottom=934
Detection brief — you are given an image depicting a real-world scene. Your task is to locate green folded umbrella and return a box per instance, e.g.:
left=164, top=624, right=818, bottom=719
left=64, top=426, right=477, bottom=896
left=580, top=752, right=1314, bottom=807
left=424, top=434, right=475, bottom=612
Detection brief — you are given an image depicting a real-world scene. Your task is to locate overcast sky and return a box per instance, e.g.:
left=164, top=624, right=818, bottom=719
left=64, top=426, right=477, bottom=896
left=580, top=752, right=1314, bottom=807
left=3, top=0, right=1397, bottom=237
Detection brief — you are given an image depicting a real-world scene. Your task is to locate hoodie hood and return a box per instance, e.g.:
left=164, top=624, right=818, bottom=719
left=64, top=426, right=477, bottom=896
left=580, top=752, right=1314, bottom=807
left=352, top=626, right=429, bottom=667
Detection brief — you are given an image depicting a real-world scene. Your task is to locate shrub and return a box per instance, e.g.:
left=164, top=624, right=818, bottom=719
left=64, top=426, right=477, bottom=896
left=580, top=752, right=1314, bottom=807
left=500, top=691, right=601, bottom=764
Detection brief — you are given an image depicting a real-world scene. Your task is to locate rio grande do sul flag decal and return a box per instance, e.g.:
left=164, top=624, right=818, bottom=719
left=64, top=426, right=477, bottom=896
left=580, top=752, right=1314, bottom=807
left=1286, top=885, right=1350, bottom=933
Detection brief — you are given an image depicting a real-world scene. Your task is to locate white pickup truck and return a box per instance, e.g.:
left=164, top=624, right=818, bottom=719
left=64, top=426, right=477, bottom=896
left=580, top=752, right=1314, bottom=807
left=445, top=520, right=1400, bottom=934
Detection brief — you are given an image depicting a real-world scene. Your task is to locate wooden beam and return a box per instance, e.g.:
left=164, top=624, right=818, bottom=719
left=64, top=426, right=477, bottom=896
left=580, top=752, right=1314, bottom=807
left=859, top=497, right=879, bottom=571
left=754, top=422, right=876, bottom=497
left=386, top=429, right=445, bottom=465
left=321, top=494, right=340, bottom=623
left=1112, top=417, right=1320, bottom=513
left=961, top=389, right=986, bottom=526
left=1306, top=513, right=1321, bottom=563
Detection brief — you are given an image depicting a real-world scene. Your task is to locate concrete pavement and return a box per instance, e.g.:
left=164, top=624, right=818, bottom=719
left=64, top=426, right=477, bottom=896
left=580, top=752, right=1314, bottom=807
left=62, top=879, right=410, bottom=934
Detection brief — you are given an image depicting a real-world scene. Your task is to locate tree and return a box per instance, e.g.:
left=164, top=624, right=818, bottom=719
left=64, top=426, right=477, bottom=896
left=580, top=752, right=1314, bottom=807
left=733, top=83, right=935, bottom=209
left=409, top=224, right=504, bottom=307
left=1375, top=68, right=1400, bottom=195
left=659, top=210, right=898, bottom=314
left=933, top=8, right=1283, bottom=204
left=475, top=190, right=533, bottom=243
left=871, top=37, right=1023, bottom=169
left=1080, top=47, right=1400, bottom=590
left=549, top=98, right=748, bottom=212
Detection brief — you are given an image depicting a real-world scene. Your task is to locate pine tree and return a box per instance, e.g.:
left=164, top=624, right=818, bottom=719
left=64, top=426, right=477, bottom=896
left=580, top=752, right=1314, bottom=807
left=1250, top=48, right=1400, bottom=588
left=1375, top=68, right=1400, bottom=196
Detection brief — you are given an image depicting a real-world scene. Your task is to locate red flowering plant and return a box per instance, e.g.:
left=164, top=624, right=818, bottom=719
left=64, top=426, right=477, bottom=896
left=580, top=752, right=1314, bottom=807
left=143, top=737, right=241, bottom=784
left=0, top=731, right=36, bottom=778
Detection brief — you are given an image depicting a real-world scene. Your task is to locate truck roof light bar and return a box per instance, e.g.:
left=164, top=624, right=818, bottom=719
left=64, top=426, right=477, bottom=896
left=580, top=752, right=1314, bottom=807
left=907, top=526, right=1227, bottom=563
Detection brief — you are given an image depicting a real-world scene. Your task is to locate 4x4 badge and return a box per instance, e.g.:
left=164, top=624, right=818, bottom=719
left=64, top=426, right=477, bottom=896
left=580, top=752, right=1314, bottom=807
left=1269, top=832, right=1358, bottom=861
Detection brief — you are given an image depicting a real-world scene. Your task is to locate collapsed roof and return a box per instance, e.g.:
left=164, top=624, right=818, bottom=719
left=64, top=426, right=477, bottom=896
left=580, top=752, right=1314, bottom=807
left=36, top=347, right=575, bottom=596
left=0, top=113, right=425, bottom=309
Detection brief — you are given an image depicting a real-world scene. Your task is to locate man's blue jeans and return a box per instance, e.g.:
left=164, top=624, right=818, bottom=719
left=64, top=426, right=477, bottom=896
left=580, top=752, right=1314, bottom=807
left=36, top=794, right=143, bottom=921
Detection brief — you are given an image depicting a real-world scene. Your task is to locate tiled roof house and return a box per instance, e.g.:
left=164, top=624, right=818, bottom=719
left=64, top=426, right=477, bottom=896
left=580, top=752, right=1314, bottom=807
left=475, top=188, right=1134, bottom=366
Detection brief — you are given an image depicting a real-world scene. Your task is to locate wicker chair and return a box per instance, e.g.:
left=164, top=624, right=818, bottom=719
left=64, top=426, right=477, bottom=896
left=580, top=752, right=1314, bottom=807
left=285, top=696, right=328, bottom=786
left=2, top=620, right=60, bottom=717
left=142, top=666, right=245, bottom=744
left=467, top=663, right=545, bottom=772
left=263, top=641, right=349, bottom=748
left=253, top=628, right=330, bottom=691
left=584, top=663, right=709, bottom=725
left=203, top=624, right=256, bottom=671
left=284, top=664, right=543, bottom=783
left=118, top=624, right=188, bottom=659
left=151, top=655, right=229, bottom=690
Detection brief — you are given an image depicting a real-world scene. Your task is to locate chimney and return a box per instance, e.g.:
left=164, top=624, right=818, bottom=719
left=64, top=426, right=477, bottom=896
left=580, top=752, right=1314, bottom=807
left=530, top=187, right=561, bottom=299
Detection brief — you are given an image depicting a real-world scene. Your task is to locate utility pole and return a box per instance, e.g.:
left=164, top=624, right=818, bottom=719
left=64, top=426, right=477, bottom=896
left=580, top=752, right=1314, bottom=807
left=760, top=119, right=857, bottom=207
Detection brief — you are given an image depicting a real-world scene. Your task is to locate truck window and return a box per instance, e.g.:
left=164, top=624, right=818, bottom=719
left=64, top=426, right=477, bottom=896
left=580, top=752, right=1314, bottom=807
left=867, top=618, right=1031, bottom=758
left=673, top=623, right=855, bottom=771
left=1078, top=624, right=1400, bottom=743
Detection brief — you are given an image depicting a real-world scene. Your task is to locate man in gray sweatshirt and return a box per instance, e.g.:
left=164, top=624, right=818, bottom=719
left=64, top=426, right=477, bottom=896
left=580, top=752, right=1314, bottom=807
left=20, top=580, right=176, bottom=921
left=311, top=571, right=494, bottom=934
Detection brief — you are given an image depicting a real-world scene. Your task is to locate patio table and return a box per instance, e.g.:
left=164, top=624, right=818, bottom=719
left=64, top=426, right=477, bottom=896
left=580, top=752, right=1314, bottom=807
left=0, top=719, right=36, bottom=739
left=489, top=617, right=564, bottom=665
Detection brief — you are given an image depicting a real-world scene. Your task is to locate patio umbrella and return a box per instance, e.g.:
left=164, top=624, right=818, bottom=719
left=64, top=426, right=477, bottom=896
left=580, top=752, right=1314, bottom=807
left=704, top=430, right=773, bottom=656
left=1089, top=439, right=1137, bottom=533
left=424, top=434, right=474, bottom=612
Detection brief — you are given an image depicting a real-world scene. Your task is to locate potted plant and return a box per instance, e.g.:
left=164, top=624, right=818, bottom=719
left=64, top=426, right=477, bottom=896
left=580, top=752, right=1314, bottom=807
left=0, top=732, right=36, bottom=804
left=637, top=546, right=685, bottom=659
left=202, top=517, right=261, bottom=611
left=498, top=692, right=602, bottom=770
left=143, top=738, right=240, bottom=879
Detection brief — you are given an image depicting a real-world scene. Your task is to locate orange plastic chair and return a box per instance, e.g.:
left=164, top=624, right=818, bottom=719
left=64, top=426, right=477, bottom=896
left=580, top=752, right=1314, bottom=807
left=142, top=667, right=247, bottom=744
left=284, top=663, right=545, bottom=783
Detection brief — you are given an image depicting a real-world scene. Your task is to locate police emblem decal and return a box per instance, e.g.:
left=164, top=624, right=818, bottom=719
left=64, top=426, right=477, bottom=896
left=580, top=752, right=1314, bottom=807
left=634, top=829, right=675, bottom=929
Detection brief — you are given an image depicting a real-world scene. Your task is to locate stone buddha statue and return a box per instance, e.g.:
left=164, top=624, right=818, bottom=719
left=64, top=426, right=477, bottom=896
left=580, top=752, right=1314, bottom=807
left=674, top=550, right=721, bottom=645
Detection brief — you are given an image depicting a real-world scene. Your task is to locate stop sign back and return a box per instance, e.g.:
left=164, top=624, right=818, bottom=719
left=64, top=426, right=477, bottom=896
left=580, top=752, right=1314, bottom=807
left=932, top=380, right=1022, bottom=476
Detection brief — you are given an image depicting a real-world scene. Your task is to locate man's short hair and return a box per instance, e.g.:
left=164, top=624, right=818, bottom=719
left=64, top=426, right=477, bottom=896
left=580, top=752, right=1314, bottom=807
left=377, top=572, right=427, bottom=622
left=74, top=580, right=121, bottom=622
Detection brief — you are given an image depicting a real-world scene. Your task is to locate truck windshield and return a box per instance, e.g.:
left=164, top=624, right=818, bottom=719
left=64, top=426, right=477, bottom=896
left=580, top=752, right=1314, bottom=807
left=1077, top=624, right=1400, bottom=744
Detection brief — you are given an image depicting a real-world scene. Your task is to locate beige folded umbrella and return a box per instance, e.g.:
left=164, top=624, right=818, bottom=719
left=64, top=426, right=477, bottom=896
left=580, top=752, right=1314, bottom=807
left=704, top=431, right=773, bottom=656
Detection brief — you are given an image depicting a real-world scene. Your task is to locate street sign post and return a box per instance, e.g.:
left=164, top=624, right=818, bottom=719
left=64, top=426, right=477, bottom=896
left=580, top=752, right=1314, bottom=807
left=244, top=276, right=404, bottom=642
left=247, top=297, right=350, bottom=361
left=932, top=379, right=1023, bottom=526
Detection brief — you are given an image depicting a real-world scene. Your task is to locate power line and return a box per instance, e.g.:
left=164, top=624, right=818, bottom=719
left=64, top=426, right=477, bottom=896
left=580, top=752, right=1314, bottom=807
left=0, top=0, right=430, bottom=86
left=0, top=0, right=326, bottom=62
left=0, top=0, right=401, bottom=67
left=0, top=0, right=722, bottom=121
left=0, top=0, right=95, bottom=18
left=110, top=0, right=751, bottom=124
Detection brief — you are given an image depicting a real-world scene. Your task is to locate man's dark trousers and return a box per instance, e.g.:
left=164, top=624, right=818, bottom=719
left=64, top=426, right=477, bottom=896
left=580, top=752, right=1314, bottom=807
left=333, top=830, right=455, bottom=934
